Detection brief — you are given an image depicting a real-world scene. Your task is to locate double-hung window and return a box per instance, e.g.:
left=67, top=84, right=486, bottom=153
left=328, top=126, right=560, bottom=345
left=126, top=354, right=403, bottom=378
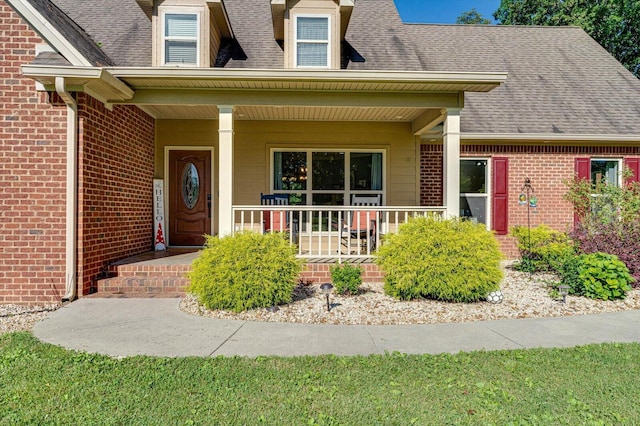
left=272, top=149, right=384, bottom=205
left=460, top=159, right=489, bottom=226
left=295, top=16, right=330, bottom=68
left=590, top=159, right=621, bottom=187
left=589, top=158, right=622, bottom=221
left=163, top=12, right=199, bottom=66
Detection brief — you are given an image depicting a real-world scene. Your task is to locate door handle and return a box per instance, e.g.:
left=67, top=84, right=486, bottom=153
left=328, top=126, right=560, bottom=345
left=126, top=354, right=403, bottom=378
left=207, top=194, right=211, bottom=218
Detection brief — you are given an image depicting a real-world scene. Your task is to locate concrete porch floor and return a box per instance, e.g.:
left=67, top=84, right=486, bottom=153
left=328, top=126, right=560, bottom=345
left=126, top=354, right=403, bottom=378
left=109, top=248, right=201, bottom=267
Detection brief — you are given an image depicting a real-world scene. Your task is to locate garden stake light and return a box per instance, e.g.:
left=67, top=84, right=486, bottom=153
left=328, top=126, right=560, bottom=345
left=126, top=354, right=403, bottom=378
left=320, top=283, right=333, bottom=312
left=558, top=285, right=569, bottom=303
left=519, top=178, right=536, bottom=278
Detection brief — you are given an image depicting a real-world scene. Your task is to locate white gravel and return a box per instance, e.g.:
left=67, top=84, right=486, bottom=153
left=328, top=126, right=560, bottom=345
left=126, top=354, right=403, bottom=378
left=3, top=264, right=640, bottom=334
left=180, top=263, right=640, bottom=325
left=0, top=304, right=60, bottom=335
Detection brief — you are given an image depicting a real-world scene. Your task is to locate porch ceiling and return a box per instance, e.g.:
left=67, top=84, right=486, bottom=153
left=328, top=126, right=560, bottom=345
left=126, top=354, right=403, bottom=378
left=142, top=104, right=428, bottom=121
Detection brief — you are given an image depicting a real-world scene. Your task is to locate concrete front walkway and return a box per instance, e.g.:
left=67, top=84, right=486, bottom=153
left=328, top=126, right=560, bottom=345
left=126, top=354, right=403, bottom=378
left=33, top=298, right=640, bottom=358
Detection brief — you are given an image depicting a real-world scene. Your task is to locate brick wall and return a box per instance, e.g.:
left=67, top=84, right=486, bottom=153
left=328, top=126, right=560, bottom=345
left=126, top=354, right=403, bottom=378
left=77, top=94, right=155, bottom=296
left=0, top=1, right=67, bottom=304
left=301, top=263, right=384, bottom=285
left=419, top=144, right=443, bottom=206
left=420, top=144, right=640, bottom=258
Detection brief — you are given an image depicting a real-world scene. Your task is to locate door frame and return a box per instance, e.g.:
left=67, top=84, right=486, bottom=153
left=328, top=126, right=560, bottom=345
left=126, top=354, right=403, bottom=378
left=164, top=146, right=215, bottom=246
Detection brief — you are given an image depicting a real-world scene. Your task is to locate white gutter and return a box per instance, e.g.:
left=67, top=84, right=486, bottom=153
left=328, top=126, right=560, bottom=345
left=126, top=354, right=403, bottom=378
left=461, top=133, right=640, bottom=143
left=109, top=67, right=509, bottom=86
left=55, top=77, right=78, bottom=302
left=22, top=65, right=508, bottom=91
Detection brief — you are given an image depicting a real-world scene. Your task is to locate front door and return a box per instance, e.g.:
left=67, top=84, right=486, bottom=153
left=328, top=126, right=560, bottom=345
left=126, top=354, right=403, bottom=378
left=169, top=150, right=212, bottom=246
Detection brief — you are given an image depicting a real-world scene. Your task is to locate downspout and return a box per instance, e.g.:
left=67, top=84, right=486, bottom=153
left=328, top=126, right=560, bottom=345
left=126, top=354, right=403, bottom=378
left=55, top=77, right=78, bottom=302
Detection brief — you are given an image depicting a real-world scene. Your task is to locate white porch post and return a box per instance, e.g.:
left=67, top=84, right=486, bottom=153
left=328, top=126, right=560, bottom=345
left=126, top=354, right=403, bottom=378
left=218, top=105, right=234, bottom=236
left=443, top=108, right=461, bottom=218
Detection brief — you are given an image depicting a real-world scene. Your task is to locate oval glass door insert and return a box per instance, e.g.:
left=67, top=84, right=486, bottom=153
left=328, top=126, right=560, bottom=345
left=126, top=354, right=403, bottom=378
left=181, top=162, right=200, bottom=209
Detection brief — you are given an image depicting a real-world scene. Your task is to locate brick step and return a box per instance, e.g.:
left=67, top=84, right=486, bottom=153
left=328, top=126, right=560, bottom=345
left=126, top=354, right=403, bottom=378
left=107, top=263, right=192, bottom=278
left=96, top=276, right=191, bottom=295
left=94, top=253, right=383, bottom=298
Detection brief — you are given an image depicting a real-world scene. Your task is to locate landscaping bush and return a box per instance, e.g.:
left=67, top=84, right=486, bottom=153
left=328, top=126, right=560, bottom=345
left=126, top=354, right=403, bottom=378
left=576, top=252, right=634, bottom=300
left=555, top=253, right=583, bottom=296
left=330, top=263, right=363, bottom=295
left=564, top=169, right=640, bottom=285
left=376, top=216, right=503, bottom=302
left=564, top=170, right=640, bottom=227
left=571, top=221, right=640, bottom=287
left=187, top=232, right=302, bottom=312
left=510, top=224, right=574, bottom=272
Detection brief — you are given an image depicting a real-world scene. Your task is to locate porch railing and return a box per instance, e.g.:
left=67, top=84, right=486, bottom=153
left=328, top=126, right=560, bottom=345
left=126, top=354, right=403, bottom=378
left=232, top=205, right=447, bottom=260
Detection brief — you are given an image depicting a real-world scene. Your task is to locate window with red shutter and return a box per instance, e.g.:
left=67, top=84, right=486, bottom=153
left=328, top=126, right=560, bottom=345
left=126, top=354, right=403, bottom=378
left=625, top=158, right=640, bottom=184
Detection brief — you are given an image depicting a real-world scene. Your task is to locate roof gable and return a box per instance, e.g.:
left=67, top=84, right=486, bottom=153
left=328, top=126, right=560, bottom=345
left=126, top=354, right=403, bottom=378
left=9, top=0, right=113, bottom=66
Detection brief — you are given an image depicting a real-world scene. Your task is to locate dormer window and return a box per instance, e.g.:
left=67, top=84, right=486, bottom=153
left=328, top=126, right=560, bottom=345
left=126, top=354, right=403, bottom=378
left=163, top=12, right=199, bottom=66
left=295, top=16, right=330, bottom=68
left=153, top=2, right=235, bottom=68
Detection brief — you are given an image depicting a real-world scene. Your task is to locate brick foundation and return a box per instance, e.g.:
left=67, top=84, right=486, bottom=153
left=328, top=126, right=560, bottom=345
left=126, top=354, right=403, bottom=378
left=300, top=262, right=384, bottom=284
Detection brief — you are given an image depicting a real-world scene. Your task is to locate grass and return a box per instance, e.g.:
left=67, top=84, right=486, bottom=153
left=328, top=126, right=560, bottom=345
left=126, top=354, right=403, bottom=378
left=2, top=332, right=639, bottom=425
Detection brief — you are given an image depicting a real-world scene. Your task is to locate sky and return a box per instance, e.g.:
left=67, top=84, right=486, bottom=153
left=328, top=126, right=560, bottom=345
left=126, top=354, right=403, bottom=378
left=393, top=0, right=502, bottom=24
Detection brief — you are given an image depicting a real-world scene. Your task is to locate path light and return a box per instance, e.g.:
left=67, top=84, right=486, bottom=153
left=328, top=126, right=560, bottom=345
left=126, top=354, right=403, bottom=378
left=558, top=285, right=569, bottom=303
left=266, top=305, right=279, bottom=313
left=320, top=283, right=333, bottom=312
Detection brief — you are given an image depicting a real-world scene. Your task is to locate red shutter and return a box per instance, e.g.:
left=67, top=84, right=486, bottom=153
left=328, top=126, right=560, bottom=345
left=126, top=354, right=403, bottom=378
left=625, top=158, right=640, bottom=184
left=575, top=158, right=590, bottom=180
left=574, top=157, right=590, bottom=226
left=492, top=157, right=508, bottom=235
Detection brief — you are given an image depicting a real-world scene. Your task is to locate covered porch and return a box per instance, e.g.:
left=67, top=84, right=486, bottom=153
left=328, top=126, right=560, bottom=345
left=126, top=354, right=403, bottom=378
left=23, top=66, right=507, bottom=269
left=117, top=68, right=505, bottom=259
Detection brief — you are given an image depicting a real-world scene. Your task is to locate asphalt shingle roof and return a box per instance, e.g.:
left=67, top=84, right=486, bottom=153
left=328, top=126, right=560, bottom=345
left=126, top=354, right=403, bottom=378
left=402, top=24, right=640, bottom=135
left=23, top=0, right=640, bottom=135
left=23, top=0, right=113, bottom=66
left=51, top=0, right=150, bottom=66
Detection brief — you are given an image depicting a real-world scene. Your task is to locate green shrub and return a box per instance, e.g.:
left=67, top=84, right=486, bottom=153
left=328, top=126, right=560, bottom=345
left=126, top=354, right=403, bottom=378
left=330, top=263, right=363, bottom=295
left=511, top=225, right=574, bottom=272
left=187, top=232, right=302, bottom=312
left=376, top=216, right=503, bottom=302
left=577, top=252, right=634, bottom=300
left=555, top=254, right=583, bottom=296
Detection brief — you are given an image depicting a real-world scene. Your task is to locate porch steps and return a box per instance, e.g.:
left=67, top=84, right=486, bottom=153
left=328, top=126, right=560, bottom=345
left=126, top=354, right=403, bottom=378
left=92, top=250, right=384, bottom=298
left=94, top=250, right=197, bottom=297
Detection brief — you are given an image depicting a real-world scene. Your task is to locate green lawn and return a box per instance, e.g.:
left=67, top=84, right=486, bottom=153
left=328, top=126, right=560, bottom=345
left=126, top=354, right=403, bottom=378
left=1, top=332, right=638, bottom=425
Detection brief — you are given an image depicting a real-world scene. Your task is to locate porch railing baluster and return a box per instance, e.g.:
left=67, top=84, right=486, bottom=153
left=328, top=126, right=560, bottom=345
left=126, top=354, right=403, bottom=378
left=231, top=205, right=446, bottom=260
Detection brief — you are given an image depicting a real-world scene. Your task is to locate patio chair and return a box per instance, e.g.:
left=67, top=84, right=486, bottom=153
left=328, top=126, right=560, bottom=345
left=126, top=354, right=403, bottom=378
left=340, top=194, right=381, bottom=253
left=260, top=194, right=297, bottom=239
